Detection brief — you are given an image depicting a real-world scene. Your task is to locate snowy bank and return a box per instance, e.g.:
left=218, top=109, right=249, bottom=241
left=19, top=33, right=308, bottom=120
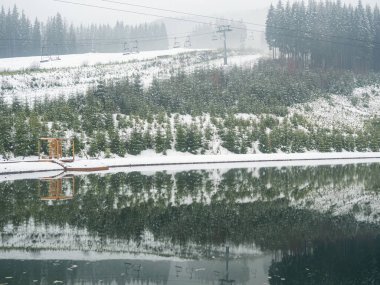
left=98, top=152, right=380, bottom=168
left=0, top=152, right=380, bottom=178
left=0, top=161, right=63, bottom=175
left=1, top=152, right=380, bottom=181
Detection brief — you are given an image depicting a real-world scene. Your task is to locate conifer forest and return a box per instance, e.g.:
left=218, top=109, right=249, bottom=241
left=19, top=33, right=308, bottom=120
left=0, top=1, right=380, bottom=159
left=3, top=1, right=380, bottom=283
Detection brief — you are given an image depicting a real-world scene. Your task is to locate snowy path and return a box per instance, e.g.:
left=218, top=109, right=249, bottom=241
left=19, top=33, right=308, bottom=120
left=1, top=152, right=380, bottom=182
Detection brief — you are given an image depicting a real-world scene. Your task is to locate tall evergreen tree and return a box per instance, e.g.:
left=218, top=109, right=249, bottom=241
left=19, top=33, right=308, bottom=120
left=32, top=19, right=41, bottom=56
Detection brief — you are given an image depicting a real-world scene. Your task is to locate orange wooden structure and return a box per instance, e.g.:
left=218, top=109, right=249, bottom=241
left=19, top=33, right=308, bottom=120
left=39, top=176, right=75, bottom=201
left=38, top=137, right=75, bottom=162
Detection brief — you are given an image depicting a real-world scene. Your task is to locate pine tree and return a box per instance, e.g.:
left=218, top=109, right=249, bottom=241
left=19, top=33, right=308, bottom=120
left=10, top=5, right=19, bottom=57
left=344, top=134, right=355, bottom=152
left=28, top=112, right=41, bottom=155
left=143, top=129, right=154, bottom=149
left=88, top=136, right=99, bottom=157
left=266, top=4, right=276, bottom=58
left=175, top=124, right=187, bottom=152
left=332, top=129, right=344, bottom=152
left=73, top=134, right=85, bottom=155
left=68, top=24, right=76, bottom=54
left=155, top=128, right=165, bottom=153
left=109, top=128, right=125, bottom=156
left=291, top=130, right=307, bottom=153
left=164, top=125, right=173, bottom=152
left=187, top=124, right=202, bottom=154
left=128, top=129, right=144, bottom=155
left=14, top=114, right=29, bottom=157
left=19, top=11, right=31, bottom=56
left=258, top=132, right=270, bottom=153
left=374, top=5, right=380, bottom=71
left=32, top=19, right=41, bottom=56
left=0, top=7, right=6, bottom=58
left=222, top=128, right=236, bottom=153
left=355, top=131, right=368, bottom=151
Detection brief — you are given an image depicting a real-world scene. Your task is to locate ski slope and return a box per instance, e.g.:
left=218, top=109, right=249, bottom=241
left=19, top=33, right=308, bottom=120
left=0, top=48, right=202, bottom=71
left=0, top=49, right=263, bottom=105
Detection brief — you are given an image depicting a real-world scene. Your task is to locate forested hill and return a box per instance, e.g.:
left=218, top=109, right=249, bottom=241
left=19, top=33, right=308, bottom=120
left=266, top=0, right=380, bottom=71
left=1, top=59, right=380, bottom=158
left=0, top=5, right=169, bottom=58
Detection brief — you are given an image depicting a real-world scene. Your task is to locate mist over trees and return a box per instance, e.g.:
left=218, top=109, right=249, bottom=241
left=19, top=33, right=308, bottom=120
left=188, top=20, right=247, bottom=49
left=0, top=5, right=169, bottom=58
left=266, top=0, right=380, bottom=71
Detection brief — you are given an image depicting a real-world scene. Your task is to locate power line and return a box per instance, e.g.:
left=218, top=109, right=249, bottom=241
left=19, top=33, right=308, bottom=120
left=0, top=32, right=215, bottom=49
left=2, top=31, right=379, bottom=55
left=53, top=0, right=221, bottom=28
left=0, top=32, right=215, bottom=46
left=51, top=0, right=380, bottom=50
left=1, top=25, right=380, bottom=53
left=2, top=0, right=379, bottom=50
left=93, top=0, right=380, bottom=46
left=0, top=31, right=198, bottom=43
left=1, top=0, right=379, bottom=53
left=100, top=0, right=247, bottom=24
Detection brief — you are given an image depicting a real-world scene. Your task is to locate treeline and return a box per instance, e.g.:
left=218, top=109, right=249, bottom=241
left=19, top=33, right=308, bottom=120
left=0, top=5, right=168, bottom=58
left=266, top=0, right=380, bottom=71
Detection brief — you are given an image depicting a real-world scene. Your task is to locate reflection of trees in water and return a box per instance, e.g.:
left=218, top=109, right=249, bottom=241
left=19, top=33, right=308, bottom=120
left=1, top=164, right=380, bottom=251
left=268, top=235, right=380, bottom=284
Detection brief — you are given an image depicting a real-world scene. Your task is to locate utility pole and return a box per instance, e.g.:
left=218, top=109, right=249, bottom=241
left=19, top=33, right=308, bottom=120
left=217, top=25, right=232, bottom=65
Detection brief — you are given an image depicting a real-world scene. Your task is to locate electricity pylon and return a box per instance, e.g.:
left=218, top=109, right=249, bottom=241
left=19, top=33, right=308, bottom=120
left=217, top=25, right=232, bottom=65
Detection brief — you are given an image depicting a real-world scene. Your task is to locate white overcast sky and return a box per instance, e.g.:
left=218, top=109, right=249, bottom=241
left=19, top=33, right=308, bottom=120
left=1, top=0, right=379, bottom=25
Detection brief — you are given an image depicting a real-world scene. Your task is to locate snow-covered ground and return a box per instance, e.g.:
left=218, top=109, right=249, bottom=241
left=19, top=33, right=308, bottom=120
left=1, top=152, right=380, bottom=180
left=73, top=151, right=380, bottom=169
left=291, top=85, right=380, bottom=130
left=0, top=49, right=202, bottom=71
left=0, top=49, right=262, bottom=105
left=0, top=160, right=63, bottom=175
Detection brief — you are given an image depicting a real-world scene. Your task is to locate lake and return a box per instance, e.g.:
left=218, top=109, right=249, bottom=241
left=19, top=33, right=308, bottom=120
left=1, top=163, right=380, bottom=284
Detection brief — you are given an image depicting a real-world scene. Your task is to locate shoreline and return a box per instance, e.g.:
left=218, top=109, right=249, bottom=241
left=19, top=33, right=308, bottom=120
left=1, top=152, right=380, bottom=179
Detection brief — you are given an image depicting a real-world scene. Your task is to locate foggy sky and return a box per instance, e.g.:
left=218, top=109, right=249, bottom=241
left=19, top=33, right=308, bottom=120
left=1, top=0, right=379, bottom=26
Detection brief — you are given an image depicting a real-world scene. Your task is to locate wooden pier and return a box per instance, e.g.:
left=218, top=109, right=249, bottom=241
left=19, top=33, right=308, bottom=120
left=51, top=159, right=110, bottom=172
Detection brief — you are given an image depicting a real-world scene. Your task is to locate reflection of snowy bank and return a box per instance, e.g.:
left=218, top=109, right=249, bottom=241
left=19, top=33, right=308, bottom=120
left=291, top=182, right=380, bottom=224
left=0, top=251, right=272, bottom=285
left=0, top=219, right=262, bottom=260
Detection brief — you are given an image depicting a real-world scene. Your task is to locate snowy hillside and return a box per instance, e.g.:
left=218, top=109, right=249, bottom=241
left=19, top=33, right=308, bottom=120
left=291, top=85, right=380, bottom=130
left=0, top=49, right=262, bottom=104
left=0, top=49, right=203, bottom=71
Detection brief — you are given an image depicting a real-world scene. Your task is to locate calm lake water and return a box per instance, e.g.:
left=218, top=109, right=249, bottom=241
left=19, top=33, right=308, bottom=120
left=1, top=163, right=380, bottom=284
